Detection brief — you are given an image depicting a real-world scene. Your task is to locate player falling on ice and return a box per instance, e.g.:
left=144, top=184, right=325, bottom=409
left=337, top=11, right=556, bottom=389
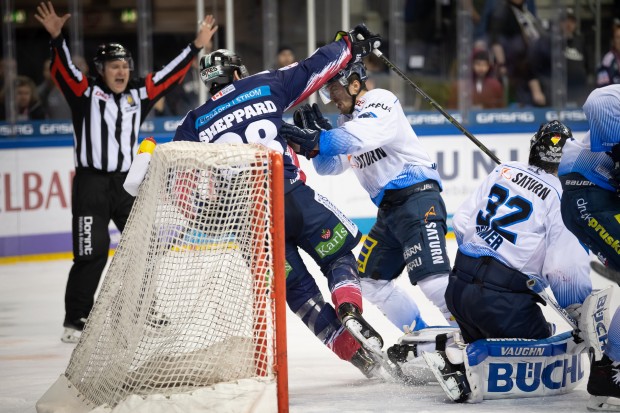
left=170, top=26, right=400, bottom=378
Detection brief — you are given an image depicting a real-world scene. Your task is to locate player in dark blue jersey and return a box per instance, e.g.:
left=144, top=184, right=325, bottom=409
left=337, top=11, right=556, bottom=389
left=558, top=85, right=620, bottom=410
left=173, top=28, right=389, bottom=377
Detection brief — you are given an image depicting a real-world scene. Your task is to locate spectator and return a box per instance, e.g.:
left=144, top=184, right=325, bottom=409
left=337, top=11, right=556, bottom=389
left=448, top=49, right=505, bottom=109
left=487, top=0, right=547, bottom=107
left=475, top=0, right=538, bottom=42
left=37, top=56, right=89, bottom=120
left=0, top=57, right=18, bottom=121
left=274, top=46, right=296, bottom=69
left=14, top=75, right=45, bottom=120
left=530, top=8, right=590, bottom=107
left=596, top=19, right=620, bottom=87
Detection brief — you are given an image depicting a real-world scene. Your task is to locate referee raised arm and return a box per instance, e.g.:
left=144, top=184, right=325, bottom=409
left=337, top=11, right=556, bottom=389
left=34, top=1, right=218, bottom=343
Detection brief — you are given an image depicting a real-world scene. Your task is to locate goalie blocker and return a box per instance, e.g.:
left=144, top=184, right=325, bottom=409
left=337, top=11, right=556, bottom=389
left=424, top=287, right=612, bottom=403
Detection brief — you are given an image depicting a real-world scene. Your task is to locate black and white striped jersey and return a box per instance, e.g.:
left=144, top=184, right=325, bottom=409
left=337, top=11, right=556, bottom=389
left=49, top=35, right=199, bottom=172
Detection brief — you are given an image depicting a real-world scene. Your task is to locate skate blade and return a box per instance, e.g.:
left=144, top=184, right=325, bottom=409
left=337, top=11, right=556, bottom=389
left=422, top=352, right=464, bottom=402
left=588, top=395, right=620, bottom=411
left=398, top=326, right=460, bottom=344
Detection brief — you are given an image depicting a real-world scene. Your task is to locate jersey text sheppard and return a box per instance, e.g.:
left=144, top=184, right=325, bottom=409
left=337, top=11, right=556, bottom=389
left=199, top=100, right=278, bottom=142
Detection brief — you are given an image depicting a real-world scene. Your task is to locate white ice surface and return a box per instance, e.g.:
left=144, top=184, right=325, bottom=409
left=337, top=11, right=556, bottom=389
left=1, top=239, right=618, bottom=413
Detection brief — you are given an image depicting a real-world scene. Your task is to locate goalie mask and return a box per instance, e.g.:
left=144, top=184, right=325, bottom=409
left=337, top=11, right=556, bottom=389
left=319, top=61, right=368, bottom=105
left=199, top=49, right=249, bottom=94
left=528, top=120, right=572, bottom=172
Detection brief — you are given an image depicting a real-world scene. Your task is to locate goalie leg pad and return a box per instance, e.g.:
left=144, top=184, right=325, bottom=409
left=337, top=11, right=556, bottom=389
left=464, top=331, right=587, bottom=401
left=577, top=287, right=613, bottom=361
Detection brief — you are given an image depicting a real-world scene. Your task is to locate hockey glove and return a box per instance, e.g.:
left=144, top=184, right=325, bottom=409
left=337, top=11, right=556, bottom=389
left=293, top=103, right=332, bottom=131
left=335, top=23, right=381, bottom=62
left=280, top=122, right=320, bottom=159
left=311, top=103, right=333, bottom=130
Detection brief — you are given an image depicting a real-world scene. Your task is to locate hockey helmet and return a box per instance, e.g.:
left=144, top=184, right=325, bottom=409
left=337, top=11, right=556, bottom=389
left=94, top=43, right=134, bottom=74
left=528, top=120, right=572, bottom=170
left=199, top=49, right=249, bottom=94
left=319, top=61, right=368, bottom=104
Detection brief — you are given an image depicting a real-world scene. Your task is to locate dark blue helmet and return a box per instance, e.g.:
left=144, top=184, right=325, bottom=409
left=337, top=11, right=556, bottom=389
left=529, top=120, right=573, bottom=170
left=94, top=43, right=134, bottom=74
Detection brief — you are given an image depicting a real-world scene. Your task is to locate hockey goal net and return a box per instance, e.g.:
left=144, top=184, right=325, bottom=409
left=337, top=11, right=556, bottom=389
left=37, top=142, right=287, bottom=413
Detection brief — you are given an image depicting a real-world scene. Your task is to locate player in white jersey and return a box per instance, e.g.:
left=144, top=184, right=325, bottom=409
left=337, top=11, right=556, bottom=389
left=280, top=62, right=454, bottom=351
left=419, top=120, right=592, bottom=402
left=448, top=120, right=591, bottom=343
left=558, top=85, right=620, bottom=411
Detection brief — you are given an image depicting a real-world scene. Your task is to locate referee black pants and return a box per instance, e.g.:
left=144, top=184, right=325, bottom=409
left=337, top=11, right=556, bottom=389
left=64, top=169, right=134, bottom=329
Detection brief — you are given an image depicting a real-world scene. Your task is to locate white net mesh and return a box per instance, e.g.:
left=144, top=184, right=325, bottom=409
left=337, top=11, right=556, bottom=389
left=64, top=142, right=278, bottom=408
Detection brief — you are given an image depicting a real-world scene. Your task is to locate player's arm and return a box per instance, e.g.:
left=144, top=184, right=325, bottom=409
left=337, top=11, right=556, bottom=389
left=542, top=207, right=592, bottom=308
left=312, top=153, right=350, bottom=176
left=280, top=26, right=381, bottom=109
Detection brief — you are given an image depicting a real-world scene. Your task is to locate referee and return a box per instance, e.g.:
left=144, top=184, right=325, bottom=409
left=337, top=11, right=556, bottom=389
left=35, top=1, right=218, bottom=343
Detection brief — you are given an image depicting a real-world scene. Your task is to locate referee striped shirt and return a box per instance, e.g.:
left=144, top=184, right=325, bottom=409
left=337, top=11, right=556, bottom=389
left=49, top=35, right=199, bottom=172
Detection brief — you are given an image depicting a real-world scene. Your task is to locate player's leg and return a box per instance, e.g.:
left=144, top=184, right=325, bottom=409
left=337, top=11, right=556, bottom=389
left=587, top=306, right=620, bottom=411
left=284, top=244, right=378, bottom=377
left=63, top=171, right=112, bottom=343
left=451, top=251, right=553, bottom=340
left=384, top=188, right=454, bottom=324
left=357, top=219, right=429, bottom=331
left=286, top=184, right=384, bottom=351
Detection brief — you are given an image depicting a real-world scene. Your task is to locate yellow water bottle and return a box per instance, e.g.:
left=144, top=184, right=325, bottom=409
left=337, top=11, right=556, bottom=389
left=137, top=137, right=156, bottom=155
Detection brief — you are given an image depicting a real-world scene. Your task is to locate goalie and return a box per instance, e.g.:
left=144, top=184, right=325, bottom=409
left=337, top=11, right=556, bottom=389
left=171, top=26, right=391, bottom=378
left=421, top=121, right=599, bottom=403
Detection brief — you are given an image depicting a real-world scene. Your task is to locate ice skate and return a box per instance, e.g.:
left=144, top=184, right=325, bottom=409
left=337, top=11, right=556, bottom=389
left=387, top=342, right=435, bottom=385
left=587, top=355, right=620, bottom=411
left=337, top=303, right=383, bottom=351
left=61, top=317, right=87, bottom=344
left=423, top=333, right=471, bottom=402
left=350, top=347, right=382, bottom=379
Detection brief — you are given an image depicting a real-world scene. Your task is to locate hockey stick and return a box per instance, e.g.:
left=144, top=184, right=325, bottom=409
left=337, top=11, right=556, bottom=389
left=590, top=260, right=620, bottom=286
left=364, top=42, right=501, bottom=165
left=526, top=278, right=579, bottom=331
